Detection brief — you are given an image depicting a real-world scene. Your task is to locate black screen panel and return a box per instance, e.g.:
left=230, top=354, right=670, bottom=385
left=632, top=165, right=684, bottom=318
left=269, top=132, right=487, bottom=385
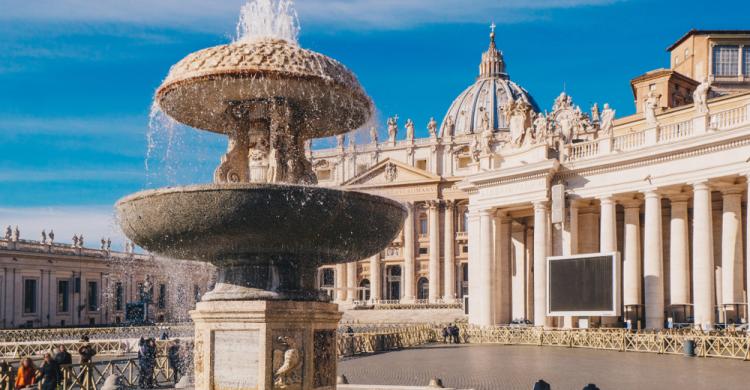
left=549, top=255, right=613, bottom=312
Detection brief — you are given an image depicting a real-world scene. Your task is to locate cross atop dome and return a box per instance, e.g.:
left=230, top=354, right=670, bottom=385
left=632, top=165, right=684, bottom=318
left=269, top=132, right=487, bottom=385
left=479, top=23, right=506, bottom=79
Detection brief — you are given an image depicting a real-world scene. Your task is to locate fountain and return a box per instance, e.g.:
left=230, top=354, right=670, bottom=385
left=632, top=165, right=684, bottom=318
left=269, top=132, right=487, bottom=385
left=115, top=1, right=406, bottom=389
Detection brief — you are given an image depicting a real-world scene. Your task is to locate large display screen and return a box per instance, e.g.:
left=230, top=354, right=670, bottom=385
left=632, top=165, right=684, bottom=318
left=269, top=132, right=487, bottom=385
left=548, top=253, right=620, bottom=316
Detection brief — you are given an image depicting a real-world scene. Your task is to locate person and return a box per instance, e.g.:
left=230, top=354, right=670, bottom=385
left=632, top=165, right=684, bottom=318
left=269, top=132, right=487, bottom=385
left=138, top=338, right=149, bottom=389
left=345, top=326, right=354, bottom=335
left=167, top=339, right=182, bottom=384
left=144, top=338, right=158, bottom=388
left=450, top=324, right=460, bottom=344
left=78, top=338, right=97, bottom=364
left=14, top=357, right=36, bottom=389
left=160, top=330, right=169, bottom=340
left=442, top=325, right=450, bottom=343
left=54, top=345, right=72, bottom=385
left=38, top=353, right=60, bottom=390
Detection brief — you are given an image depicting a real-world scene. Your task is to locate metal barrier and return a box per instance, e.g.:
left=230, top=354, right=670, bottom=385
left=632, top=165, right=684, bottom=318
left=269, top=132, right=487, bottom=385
left=0, top=324, right=193, bottom=343
left=462, top=326, right=750, bottom=361
left=337, top=325, right=439, bottom=357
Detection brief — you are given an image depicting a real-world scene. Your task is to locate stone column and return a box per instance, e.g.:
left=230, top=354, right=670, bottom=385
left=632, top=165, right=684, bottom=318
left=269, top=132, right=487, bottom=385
left=599, top=195, right=617, bottom=253
left=511, top=224, right=527, bottom=321
left=693, top=181, right=715, bottom=328
left=747, top=175, right=750, bottom=320
left=478, top=209, right=495, bottom=325
left=428, top=201, right=440, bottom=302
left=622, top=200, right=642, bottom=307
left=467, top=210, right=481, bottom=325
left=669, top=195, right=691, bottom=305
left=369, top=254, right=381, bottom=302
left=346, top=262, right=356, bottom=302
left=402, top=202, right=416, bottom=303
left=721, top=186, right=744, bottom=308
left=443, top=200, right=456, bottom=302
left=643, top=190, right=664, bottom=329
left=562, top=202, right=578, bottom=256
left=533, top=201, right=550, bottom=327
left=335, top=263, right=346, bottom=302
left=495, top=211, right=512, bottom=324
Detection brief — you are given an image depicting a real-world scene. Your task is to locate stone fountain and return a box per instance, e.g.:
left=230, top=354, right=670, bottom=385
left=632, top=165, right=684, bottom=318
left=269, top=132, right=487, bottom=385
left=115, top=2, right=406, bottom=389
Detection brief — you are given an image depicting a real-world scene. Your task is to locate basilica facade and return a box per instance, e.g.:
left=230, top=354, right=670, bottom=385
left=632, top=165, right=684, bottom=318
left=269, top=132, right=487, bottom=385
left=312, top=29, right=750, bottom=329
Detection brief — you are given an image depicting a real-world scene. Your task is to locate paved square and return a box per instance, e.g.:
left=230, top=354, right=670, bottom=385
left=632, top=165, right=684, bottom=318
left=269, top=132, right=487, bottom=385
left=338, top=344, right=750, bottom=389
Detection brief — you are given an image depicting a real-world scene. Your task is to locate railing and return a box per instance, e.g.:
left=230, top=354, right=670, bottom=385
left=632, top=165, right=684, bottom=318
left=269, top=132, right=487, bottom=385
left=710, top=105, right=748, bottom=130
left=613, top=130, right=645, bottom=151
left=461, top=326, right=750, bottom=361
left=0, top=339, right=186, bottom=359
left=658, top=119, right=693, bottom=142
left=337, top=324, right=439, bottom=357
left=567, top=140, right=599, bottom=161
left=0, top=324, right=193, bottom=343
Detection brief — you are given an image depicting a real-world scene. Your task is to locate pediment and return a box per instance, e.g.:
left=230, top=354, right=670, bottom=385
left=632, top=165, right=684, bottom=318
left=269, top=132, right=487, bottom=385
left=343, top=158, right=442, bottom=188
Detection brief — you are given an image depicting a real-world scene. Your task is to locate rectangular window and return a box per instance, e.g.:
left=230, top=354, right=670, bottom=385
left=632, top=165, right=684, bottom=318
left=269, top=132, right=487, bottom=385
left=713, top=45, right=739, bottom=77
left=57, top=280, right=70, bottom=313
left=416, top=159, right=428, bottom=171
left=158, top=284, right=166, bottom=309
left=115, top=282, right=124, bottom=311
left=24, top=279, right=37, bottom=314
left=744, top=47, right=750, bottom=76
left=87, top=281, right=98, bottom=311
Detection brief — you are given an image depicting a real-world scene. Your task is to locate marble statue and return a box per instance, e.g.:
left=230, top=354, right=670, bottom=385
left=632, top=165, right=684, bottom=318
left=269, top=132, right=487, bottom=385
left=41, top=230, right=47, bottom=244
left=469, top=135, right=481, bottom=162
left=72, top=234, right=79, bottom=248
left=106, top=237, right=112, bottom=250
left=480, top=109, right=491, bottom=131
left=4, top=226, right=11, bottom=240
left=427, top=117, right=438, bottom=139
left=600, top=103, right=616, bottom=135
left=387, top=116, right=398, bottom=143
left=369, top=127, right=378, bottom=144
left=336, top=134, right=345, bottom=149
left=78, top=235, right=84, bottom=248
left=522, top=126, right=535, bottom=147
left=405, top=119, right=415, bottom=141
left=533, top=112, right=548, bottom=142
left=694, top=78, right=711, bottom=115
left=48, top=230, right=54, bottom=243
left=384, top=162, right=397, bottom=183
left=12, top=226, right=19, bottom=242
left=644, top=90, right=660, bottom=125
left=100, top=238, right=107, bottom=250
left=481, top=127, right=493, bottom=154
left=506, top=100, right=530, bottom=146
left=266, top=138, right=282, bottom=183
left=591, top=103, right=600, bottom=123
left=442, top=116, right=455, bottom=139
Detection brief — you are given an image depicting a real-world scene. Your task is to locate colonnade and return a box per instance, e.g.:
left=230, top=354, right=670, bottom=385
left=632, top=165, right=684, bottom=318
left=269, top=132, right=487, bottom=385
left=469, top=177, right=750, bottom=329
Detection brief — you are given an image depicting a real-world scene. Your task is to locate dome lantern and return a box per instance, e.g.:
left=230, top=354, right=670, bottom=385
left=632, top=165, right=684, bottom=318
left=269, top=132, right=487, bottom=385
left=479, top=22, right=507, bottom=79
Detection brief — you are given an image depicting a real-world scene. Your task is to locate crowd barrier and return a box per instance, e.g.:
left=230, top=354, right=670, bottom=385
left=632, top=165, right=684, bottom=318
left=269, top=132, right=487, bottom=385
left=0, top=324, right=193, bottom=343
left=461, top=326, right=750, bottom=360
left=337, top=324, right=439, bottom=357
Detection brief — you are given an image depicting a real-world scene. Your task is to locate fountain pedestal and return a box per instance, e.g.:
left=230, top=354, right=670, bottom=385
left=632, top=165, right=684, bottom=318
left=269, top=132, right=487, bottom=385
left=191, top=300, right=341, bottom=390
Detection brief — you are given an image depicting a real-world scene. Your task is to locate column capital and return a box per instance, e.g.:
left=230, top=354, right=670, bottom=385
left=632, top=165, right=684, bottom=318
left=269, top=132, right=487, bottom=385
left=533, top=200, right=548, bottom=211
left=718, top=184, right=745, bottom=196
left=641, top=188, right=661, bottom=199
left=620, top=198, right=643, bottom=209
left=494, top=209, right=511, bottom=221
left=426, top=200, right=440, bottom=209
left=478, top=208, right=494, bottom=217
left=598, top=194, right=616, bottom=203
left=444, top=199, right=456, bottom=209
left=691, top=180, right=712, bottom=191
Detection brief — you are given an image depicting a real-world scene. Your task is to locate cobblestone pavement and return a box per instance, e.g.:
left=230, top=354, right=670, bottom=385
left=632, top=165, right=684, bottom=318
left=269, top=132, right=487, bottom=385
left=338, top=344, right=750, bottom=390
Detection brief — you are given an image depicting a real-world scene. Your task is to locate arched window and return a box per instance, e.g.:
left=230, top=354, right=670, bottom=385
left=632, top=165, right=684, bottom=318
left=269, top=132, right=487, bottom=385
left=417, top=277, right=429, bottom=300
left=359, top=279, right=370, bottom=301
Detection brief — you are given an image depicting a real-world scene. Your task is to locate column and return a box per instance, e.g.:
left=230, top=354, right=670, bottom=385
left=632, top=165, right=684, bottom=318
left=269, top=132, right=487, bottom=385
left=599, top=195, right=617, bottom=253
left=428, top=201, right=440, bottom=302
left=721, top=187, right=744, bottom=308
left=562, top=202, right=578, bottom=256
left=747, top=176, right=750, bottom=320
left=346, top=262, right=357, bottom=302
left=369, top=254, right=381, bottom=302
left=622, top=200, right=642, bottom=307
left=335, top=263, right=347, bottom=302
left=511, top=224, right=526, bottom=321
left=443, top=201, right=456, bottom=302
left=478, top=209, right=494, bottom=326
left=643, top=190, right=664, bottom=329
left=494, top=212, right=512, bottom=324
left=692, top=181, right=715, bottom=328
left=669, top=196, right=691, bottom=305
left=402, top=202, right=416, bottom=303
left=533, top=201, right=550, bottom=327
left=467, top=210, right=481, bottom=324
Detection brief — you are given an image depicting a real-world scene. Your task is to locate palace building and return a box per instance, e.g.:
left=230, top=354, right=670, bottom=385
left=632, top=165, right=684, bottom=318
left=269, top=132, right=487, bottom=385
left=312, top=29, right=750, bottom=329
left=0, top=229, right=213, bottom=328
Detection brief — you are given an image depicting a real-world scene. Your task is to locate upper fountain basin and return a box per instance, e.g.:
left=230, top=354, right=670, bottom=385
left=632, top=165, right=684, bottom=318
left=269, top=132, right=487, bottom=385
left=116, top=183, right=406, bottom=264
left=156, top=38, right=373, bottom=137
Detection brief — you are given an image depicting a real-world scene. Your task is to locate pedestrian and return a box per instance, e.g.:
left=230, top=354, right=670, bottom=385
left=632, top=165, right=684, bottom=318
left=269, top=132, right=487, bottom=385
left=167, top=339, right=182, bottom=384
left=54, top=345, right=72, bottom=385
left=38, top=353, right=60, bottom=390
left=78, top=339, right=97, bottom=364
left=346, top=326, right=354, bottom=335
left=14, top=357, right=36, bottom=389
left=138, top=337, right=149, bottom=389
left=450, top=324, right=460, bottom=344
left=160, top=330, right=169, bottom=340
left=442, top=325, right=451, bottom=343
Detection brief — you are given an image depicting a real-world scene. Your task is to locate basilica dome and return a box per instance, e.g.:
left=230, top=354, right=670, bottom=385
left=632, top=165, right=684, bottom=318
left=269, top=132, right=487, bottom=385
left=440, top=29, right=539, bottom=136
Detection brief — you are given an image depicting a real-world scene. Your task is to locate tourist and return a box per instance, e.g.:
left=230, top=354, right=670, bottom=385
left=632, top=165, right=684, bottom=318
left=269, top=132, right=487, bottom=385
left=140, top=338, right=158, bottom=388
left=137, top=338, right=149, bottom=389
left=14, top=357, right=36, bottom=389
left=78, top=338, right=97, bottom=364
left=450, top=324, right=460, bottom=344
left=533, top=379, right=551, bottom=390
left=442, top=325, right=451, bottom=343
left=346, top=326, right=354, bottom=335
left=0, top=360, right=10, bottom=378
left=54, top=345, right=72, bottom=385
left=38, top=353, right=60, bottom=390
left=167, top=339, right=182, bottom=384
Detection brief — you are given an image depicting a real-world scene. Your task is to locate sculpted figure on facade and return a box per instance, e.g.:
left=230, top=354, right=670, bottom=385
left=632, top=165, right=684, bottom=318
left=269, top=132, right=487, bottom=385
left=12, top=226, right=19, bottom=242
left=479, top=108, right=491, bottom=132
left=469, top=135, right=481, bottom=162
left=427, top=117, right=438, bottom=140
left=549, top=92, right=592, bottom=144
left=644, top=90, right=660, bottom=126
left=591, top=103, right=600, bottom=123
left=48, top=230, right=54, bottom=244
left=599, top=103, right=616, bottom=136
left=336, top=134, right=345, bottom=149
left=369, top=126, right=378, bottom=144
left=532, top=112, right=549, bottom=144
left=693, top=78, right=711, bottom=115
left=387, top=116, right=398, bottom=144
left=384, top=162, right=398, bottom=183
left=405, top=119, right=415, bottom=141
left=4, top=226, right=11, bottom=240
left=41, top=230, right=47, bottom=244
left=272, top=335, right=303, bottom=389
left=442, top=116, right=455, bottom=140
left=506, top=100, right=531, bottom=146
left=481, top=126, right=493, bottom=154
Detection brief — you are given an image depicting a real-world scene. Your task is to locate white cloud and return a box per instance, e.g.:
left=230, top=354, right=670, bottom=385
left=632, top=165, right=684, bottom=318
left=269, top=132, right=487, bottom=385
left=0, top=0, right=621, bottom=30
left=0, top=206, right=127, bottom=250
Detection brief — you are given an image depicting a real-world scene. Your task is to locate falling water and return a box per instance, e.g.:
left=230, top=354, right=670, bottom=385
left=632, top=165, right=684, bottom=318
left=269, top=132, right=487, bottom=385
left=235, top=0, right=300, bottom=45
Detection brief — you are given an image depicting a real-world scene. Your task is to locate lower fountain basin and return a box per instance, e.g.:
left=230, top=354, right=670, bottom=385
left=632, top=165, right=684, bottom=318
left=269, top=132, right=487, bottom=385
left=115, top=183, right=406, bottom=265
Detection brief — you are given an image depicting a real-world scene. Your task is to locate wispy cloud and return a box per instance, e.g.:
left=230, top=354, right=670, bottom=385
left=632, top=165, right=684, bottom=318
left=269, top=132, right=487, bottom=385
left=0, top=206, right=126, bottom=250
left=0, top=0, right=622, bottom=30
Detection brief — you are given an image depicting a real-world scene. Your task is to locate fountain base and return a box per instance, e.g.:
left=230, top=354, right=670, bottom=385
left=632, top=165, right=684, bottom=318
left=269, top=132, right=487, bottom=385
left=191, top=300, right=342, bottom=390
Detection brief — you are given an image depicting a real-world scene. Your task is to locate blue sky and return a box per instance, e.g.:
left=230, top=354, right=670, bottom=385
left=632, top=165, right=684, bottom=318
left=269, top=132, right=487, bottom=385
left=0, top=0, right=746, bottom=247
